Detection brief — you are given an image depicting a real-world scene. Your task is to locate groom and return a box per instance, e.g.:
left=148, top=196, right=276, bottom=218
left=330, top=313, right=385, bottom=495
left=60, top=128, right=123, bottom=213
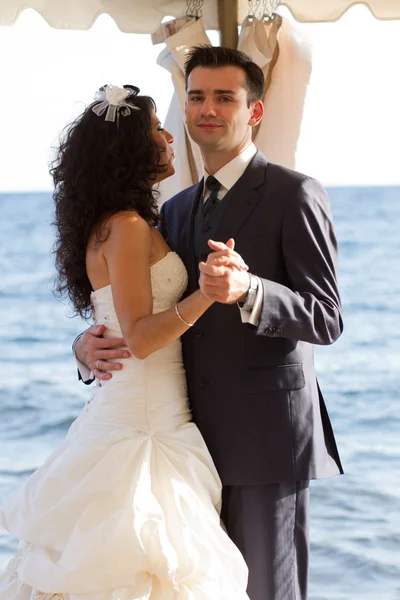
left=75, top=46, right=343, bottom=599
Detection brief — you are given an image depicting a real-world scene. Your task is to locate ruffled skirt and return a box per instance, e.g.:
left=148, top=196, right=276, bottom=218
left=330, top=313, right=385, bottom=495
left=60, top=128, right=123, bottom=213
left=0, top=408, right=248, bottom=599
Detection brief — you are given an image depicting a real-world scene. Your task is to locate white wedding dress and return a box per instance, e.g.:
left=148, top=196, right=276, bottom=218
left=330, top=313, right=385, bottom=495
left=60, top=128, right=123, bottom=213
left=0, top=252, right=249, bottom=600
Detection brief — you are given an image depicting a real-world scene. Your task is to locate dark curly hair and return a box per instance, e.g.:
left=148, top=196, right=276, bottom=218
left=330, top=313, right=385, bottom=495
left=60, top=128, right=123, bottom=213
left=51, top=87, right=163, bottom=320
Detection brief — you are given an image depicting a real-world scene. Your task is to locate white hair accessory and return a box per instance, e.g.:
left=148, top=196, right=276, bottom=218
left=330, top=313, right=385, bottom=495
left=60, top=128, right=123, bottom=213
left=92, top=84, right=141, bottom=123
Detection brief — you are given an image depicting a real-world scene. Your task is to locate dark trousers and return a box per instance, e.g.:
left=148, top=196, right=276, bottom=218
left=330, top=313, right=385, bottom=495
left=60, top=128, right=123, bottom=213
left=221, top=481, right=310, bottom=600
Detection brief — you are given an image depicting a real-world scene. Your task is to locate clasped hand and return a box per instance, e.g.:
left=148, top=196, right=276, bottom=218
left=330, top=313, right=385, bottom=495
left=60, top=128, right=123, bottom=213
left=199, top=239, right=250, bottom=304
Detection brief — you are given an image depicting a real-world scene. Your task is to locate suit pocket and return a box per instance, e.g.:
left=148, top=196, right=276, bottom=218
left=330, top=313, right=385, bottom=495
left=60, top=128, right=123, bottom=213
left=241, top=364, right=305, bottom=394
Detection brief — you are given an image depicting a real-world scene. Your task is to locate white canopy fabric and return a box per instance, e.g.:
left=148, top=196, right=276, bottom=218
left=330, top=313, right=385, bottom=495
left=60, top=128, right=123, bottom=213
left=1, top=0, right=400, bottom=31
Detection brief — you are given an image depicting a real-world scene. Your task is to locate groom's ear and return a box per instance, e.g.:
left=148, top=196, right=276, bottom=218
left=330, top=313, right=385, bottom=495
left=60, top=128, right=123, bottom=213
left=249, top=100, right=264, bottom=127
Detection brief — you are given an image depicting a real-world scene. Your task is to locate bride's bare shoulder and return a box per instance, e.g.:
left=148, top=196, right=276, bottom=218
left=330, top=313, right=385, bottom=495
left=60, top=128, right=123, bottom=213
left=105, top=210, right=152, bottom=241
left=109, top=210, right=149, bottom=228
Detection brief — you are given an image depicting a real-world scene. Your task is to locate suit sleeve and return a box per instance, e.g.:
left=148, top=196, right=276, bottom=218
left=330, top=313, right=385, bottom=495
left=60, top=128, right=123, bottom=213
left=256, top=177, right=343, bottom=345
left=73, top=333, right=95, bottom=385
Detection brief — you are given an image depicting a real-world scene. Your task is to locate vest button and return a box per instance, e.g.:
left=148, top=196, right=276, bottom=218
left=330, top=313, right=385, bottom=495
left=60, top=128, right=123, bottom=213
left=202, top=224, right=211, bottom=232
left=195, top=330, right=203, bottom=339
left=198, top=379, right=208, bottom=387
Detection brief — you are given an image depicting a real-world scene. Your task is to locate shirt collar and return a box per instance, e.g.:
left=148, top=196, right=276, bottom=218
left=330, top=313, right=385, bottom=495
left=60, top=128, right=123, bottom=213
left=204, top=142, right=257, bottom=193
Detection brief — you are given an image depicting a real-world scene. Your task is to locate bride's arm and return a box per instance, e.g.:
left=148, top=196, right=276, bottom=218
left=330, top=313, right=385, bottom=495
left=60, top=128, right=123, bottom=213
left=104, top=212, right=212, bottom=360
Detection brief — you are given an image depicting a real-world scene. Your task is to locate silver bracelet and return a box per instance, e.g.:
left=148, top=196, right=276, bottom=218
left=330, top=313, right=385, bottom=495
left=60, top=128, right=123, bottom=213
left=174, top=303, right=194, bottom=327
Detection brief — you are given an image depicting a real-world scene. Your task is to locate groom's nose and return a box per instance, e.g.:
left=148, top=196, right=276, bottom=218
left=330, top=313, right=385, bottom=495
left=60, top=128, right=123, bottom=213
left=200, top=97, right=217, bottom=118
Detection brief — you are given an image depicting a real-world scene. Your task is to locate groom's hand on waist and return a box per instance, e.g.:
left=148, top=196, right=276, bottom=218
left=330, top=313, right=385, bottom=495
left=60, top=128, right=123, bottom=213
left=75, top=325, right=130, bottom=381
left=198, top=239, right=250, bottom=305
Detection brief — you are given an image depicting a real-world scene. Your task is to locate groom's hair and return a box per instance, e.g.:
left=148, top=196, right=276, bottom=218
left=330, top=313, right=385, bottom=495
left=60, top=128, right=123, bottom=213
left=184, top=46, right=265, bottom=105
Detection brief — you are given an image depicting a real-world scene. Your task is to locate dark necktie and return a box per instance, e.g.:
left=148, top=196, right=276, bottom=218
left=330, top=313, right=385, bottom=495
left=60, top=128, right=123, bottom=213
left=203, top=175, right=222, bottom=219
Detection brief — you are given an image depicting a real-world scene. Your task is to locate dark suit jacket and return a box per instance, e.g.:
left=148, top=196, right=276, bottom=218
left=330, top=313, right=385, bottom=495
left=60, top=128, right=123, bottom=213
left=160, top=151, right=344, bottom=486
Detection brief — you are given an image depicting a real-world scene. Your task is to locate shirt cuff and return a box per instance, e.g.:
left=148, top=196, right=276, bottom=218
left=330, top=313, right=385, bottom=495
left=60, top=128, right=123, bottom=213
left=239, top=276, right=263, bottom=326
left=73, top=334, right=94, bottom=384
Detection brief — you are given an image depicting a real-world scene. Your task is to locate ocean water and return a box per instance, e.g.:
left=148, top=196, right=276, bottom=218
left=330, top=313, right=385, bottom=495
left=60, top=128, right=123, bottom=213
left=0, top=187, right=399, bottom=599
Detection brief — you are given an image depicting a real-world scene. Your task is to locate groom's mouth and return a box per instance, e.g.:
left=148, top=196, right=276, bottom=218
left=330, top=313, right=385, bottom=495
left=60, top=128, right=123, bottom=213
left=198, top=122, right=222, bottom=131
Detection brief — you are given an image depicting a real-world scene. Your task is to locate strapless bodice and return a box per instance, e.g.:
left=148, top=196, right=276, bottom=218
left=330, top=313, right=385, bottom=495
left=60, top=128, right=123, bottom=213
left=91, top=251, right=188, bottom=332
left=87, top=252, right=191, bottom=433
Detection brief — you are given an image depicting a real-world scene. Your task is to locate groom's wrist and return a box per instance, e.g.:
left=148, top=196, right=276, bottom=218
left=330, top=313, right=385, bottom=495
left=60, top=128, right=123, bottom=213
left=238, top=273, right=258, bottom=310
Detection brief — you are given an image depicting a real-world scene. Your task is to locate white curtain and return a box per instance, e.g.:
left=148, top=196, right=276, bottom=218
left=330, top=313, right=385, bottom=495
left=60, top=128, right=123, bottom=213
left=241, top=17, right=312, bottom=170
left=156, top=18, right=210, bottom=204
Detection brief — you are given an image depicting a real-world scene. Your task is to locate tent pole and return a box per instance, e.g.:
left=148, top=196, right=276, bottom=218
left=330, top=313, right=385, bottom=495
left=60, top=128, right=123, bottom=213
left=217, top=0, right=238, bottom=48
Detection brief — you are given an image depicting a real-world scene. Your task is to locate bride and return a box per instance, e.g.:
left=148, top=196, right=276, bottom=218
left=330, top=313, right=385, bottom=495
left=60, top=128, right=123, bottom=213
left=0, top=85, right=249, bottom=599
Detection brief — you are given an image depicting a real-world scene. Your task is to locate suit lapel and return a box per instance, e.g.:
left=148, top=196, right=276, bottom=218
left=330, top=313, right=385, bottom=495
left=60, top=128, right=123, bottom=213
left=182, top=179, right=203, bottom=292
left=214, top=152, right=268, bottom=244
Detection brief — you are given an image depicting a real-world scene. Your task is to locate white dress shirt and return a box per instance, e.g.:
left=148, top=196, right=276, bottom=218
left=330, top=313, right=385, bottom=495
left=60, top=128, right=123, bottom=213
left=203, top=142, right=256, bottom=203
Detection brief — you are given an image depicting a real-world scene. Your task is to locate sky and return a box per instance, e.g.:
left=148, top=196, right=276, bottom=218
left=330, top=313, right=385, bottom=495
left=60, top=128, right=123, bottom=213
left=0, top=5, right=399, bottom=191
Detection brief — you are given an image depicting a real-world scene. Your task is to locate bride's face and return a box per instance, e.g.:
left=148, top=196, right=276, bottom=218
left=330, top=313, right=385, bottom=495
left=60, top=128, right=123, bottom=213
left=150, top=110, right=176, bottom=183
